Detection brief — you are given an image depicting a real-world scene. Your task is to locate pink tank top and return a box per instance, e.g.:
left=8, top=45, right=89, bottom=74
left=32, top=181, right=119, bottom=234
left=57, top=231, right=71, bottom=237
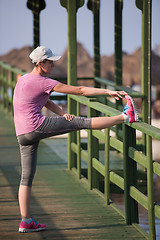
left=13, top=73, right=59, bottom=136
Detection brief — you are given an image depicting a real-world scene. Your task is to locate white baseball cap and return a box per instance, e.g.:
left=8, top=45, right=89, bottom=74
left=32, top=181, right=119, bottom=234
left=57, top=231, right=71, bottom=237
left=29, top=46, right=61, bottom=64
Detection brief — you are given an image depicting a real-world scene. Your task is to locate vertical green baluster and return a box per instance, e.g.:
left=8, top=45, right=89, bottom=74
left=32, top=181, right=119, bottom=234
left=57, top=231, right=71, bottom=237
left=87, top=99, right=99, bottom=190
left=114, top=0, right=123, bottom=139
left=93, top=0, right=100, bottom=87
left=4, top=68, right=7, bottom=110
left=27, top=0, right=46, bottom=49
left=77, top=101, right=81, bottom=179
left=87, top=0, right=100, bottom=86
left=136, top=0, right=152, bottom=153
left=87, top=104, right=92, bottom=190
left=104, top=127, right=110, bottom=205
left=140, top=0, right=151, bottom=124
left=33, top=11, right=40, bottom=49
left=5, top=68, right=8, bottom=111
left=11, top=71, right=14, bottom=115
left=60, top=0, right=84, bottom=170
left=12, top=71, right=17, bottom=114
left=114, top=0, right=123, bottom=87
left=87, top=0, right=106, bottom=104
left=123, top=124, right=138, bottom=224
left=123, top=124, right=131, bottom=224
left=68, top=98, right=77, bottom=170
left=8, top=70, right=10, bottom=112
left=141, top=0, right=148, bottom=153
left=6, top=68, right=9, bottom=110
left=147, top=135, right=155, bottom=239
left=67, top=0, right=77, bottom=170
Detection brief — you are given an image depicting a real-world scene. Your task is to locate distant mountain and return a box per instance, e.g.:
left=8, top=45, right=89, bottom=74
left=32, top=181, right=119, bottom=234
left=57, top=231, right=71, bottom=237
left=0, top=46, right=33, bottom=72
left=101, top=47, right=160, bottom=86
left=0, top=43, right=160, bottom=86
left=0, top=46, right=66, bottom=78
left=56, top=42, right=94, bottom=78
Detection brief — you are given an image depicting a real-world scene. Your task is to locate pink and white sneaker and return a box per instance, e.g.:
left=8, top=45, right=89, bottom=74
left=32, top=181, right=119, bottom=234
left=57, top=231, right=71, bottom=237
left=19, top=217, right=46, bottom=233
left=122, top=95, right=139, bottom=123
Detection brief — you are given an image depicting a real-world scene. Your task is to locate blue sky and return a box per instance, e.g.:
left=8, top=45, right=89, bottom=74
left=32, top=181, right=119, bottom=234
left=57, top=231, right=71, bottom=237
left=0, top=0, right=159, bottom=56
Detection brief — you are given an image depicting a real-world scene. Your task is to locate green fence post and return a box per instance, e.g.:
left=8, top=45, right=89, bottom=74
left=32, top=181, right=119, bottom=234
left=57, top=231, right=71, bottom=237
left=146, top=135, right=156, bottom=239
left=60, top=0, right=77, bottom=170
left=87, top=0, right=106, bottom=104
left=104, top=127, right=110, bottom=205
left=87, top=0, right=100, bottom=87
left=114, top=0, right=123, bottom=87
left=136, top=0, right=152, bottom=154
left=27, top=0, right=46, bottom=48
left=87, top=99, right=99, bottom=190
left=67, top=0, right=77, bottom=170
left=123, top=124, right=138, bottom=224
left=77, top=101, right=81, bottom=179
left=60, top=0, right=84, bottom=170
left=3, top=68, right=7, bottom=110
left=8, top=69, right=12, bottom=112
left=140, top=0, right=151, bottom=124
left=11, top=71, right=17, bottom=115
left=114, top=0, right=123, bottom=138
left=69, top=3, right=76, bottom=170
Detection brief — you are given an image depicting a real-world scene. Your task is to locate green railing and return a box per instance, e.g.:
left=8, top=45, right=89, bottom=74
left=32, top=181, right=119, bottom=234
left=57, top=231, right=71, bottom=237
left=68, top=94, right=160, bottom=240
left=0, top=61, right=25, bottom=113
left=1, top=61, right=160, bottom=239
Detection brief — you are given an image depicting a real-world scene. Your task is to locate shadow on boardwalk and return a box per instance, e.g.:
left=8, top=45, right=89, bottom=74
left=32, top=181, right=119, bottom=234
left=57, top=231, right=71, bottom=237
left=0, top=107, right=145, bottom=239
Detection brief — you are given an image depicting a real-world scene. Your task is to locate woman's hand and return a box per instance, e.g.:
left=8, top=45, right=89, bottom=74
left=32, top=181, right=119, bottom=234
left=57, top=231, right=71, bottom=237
left=107, top=90, right=127, bottom=100
left=63, top=113, right=74, bottom=121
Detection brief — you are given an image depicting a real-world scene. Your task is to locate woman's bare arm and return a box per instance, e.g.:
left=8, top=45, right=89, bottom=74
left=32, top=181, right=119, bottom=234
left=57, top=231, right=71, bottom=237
left=44, top=99, right=65, bottom=116
left=53, top=83, right=127, bottom=100
left=44, top=99, right=74, bottom=121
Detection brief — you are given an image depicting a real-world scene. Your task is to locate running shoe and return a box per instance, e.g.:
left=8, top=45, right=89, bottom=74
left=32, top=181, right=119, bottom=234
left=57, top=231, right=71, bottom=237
left=122, top=95, right=139, bottom=123
left=19, top=217, right=46, bottom=233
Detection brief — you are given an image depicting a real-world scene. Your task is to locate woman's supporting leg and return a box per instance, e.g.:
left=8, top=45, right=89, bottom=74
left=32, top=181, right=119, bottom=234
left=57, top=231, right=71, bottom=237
left=91, top=114, right=124, bottom=129
left=18, top=141, right=39, bottom=219
left=18, top=185, right=31, bottom=219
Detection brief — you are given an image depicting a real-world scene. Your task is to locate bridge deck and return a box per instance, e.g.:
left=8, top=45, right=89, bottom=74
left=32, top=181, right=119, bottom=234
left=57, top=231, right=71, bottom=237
left=0, top=107, right=146, bottom=239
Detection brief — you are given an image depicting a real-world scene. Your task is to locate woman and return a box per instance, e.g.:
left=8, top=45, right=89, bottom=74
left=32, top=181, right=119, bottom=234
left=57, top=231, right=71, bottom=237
left=13, top=46, right=138, bottom=233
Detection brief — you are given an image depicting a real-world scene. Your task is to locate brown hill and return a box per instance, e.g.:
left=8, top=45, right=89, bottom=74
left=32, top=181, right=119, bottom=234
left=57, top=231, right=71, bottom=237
left=0, top=43, right=160, bottom=86
left=56, top=42, right=93, bottom=78
left=0, top=46, right=33, bottom=72
left=101, top=48, right=160, bottom=86
left=0, top=46, right=66, bottom=78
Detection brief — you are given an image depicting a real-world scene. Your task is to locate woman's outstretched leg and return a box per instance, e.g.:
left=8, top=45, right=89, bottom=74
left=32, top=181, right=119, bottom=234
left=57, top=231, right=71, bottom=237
left=91, top=114, right=124, bottom=130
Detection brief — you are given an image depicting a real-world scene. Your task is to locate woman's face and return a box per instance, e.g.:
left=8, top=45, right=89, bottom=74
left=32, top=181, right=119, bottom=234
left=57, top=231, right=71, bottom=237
left=40, top=60, right=54, bottom=74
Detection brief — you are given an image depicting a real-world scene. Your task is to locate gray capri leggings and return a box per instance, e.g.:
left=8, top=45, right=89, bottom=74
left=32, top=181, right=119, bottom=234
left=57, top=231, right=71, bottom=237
left=17, top=116, right=91, bottom=187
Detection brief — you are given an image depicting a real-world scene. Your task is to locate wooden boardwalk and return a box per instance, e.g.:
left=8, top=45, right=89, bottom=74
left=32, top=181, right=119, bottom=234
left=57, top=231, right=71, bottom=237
left=0, top=107, right=146, bottom=239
